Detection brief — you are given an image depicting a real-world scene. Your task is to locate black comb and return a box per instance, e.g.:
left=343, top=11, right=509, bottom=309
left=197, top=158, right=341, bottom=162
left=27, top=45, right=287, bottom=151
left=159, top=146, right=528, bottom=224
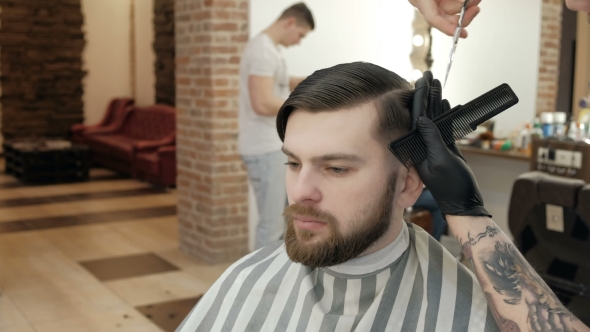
left=389, top=83, right=519, bottom=168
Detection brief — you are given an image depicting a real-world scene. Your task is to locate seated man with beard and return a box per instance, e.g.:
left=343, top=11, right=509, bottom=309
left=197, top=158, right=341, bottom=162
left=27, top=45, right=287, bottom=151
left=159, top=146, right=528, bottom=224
left=177, top=63, right=588, bottom=332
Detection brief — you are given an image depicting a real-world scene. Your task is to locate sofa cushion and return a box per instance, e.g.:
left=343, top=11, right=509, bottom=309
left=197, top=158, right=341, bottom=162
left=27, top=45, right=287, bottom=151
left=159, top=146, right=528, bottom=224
left=86, top=135, right=135, bottom=162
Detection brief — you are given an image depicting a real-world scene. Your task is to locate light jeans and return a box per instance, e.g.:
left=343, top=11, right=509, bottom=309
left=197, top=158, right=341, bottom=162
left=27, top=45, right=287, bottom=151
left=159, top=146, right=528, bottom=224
left=241, top=150, right=287, bottom=249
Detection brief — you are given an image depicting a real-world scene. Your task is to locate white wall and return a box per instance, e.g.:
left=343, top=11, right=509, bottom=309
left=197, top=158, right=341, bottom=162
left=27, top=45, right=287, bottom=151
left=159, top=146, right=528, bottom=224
left=249, top=0, right=415, bottom=78
left=430, top=0, right=543, bottom=138
left=82, top=0, right=156, bottom=125
left=81, top=0, right=132, bottom=125
left=134, top=0, right=156, bottom=106
left=462, top=152, right=530, bottom=237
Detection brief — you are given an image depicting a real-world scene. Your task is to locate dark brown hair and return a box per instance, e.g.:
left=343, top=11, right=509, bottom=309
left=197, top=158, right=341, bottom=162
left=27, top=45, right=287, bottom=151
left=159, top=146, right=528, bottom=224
left=279, top=2, right=315, bottom=30
left=276, top=62, right=413, bottom=145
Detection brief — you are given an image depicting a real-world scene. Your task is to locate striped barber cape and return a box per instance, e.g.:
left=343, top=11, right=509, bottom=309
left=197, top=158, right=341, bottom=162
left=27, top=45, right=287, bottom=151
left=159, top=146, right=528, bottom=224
left=177, top=222, right=500, bottom=332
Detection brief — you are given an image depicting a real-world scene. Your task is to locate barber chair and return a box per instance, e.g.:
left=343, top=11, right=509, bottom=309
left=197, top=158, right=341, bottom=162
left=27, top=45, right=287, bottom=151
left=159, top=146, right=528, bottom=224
left=509, top=172, right=590, bottom=324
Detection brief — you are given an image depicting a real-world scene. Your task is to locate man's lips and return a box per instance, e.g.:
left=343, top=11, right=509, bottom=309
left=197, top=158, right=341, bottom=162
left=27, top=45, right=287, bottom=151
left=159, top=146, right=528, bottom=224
left=293, top=215, right=327, bottom=231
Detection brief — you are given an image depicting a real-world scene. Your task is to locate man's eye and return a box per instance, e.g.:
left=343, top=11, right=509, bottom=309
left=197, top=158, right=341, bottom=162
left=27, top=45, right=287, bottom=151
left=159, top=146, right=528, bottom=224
left=328, top=167, right=347, bottom=174
left=285, top=162, right=299, bottom=169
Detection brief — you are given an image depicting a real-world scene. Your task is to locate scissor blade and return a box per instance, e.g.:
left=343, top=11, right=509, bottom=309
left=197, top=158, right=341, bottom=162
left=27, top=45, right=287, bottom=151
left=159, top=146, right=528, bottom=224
left=443, top=0, right=468, bottom=88
left=443, top=42, right=458, bottom=88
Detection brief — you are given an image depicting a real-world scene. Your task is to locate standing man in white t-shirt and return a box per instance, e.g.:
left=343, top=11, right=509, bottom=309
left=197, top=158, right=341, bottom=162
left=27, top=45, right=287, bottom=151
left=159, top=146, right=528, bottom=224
left=239, top=3, right=315, bottom=249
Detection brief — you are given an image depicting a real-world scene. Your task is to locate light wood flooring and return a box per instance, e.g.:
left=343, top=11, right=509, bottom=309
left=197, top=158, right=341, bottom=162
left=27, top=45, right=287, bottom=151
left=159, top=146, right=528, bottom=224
left=0, top=164, right=232, bottom=332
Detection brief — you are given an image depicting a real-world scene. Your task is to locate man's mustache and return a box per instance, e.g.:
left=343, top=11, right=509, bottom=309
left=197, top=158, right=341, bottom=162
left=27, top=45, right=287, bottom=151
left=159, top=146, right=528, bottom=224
left=283, top=203, right=338, bottom=225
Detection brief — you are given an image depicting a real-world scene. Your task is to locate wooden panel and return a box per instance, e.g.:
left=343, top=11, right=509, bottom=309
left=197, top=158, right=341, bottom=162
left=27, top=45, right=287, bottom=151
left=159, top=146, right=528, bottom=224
left=530, top=138, right=590, bottom=182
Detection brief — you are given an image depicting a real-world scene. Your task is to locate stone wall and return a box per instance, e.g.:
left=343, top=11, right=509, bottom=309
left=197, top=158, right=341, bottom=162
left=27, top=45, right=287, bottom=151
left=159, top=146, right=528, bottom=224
left=175, top=0, right=250, bottom=263
left=0, top=0, right=85, bottom=139
left=154, top=0, right=175, bottom=106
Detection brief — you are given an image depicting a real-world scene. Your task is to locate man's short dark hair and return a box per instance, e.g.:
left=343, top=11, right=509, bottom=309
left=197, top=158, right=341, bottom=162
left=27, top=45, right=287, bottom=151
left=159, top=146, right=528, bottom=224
left=279, top=2, right=315, bottom=30
left=277, top=62, right=413, bottom=146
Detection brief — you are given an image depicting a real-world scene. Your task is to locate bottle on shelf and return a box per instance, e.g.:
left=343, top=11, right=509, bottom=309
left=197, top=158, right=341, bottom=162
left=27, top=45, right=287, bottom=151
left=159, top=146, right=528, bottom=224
left=567, top=117, right=580, bottom=141
left=553, top=112, right=567, bottom=137
left=540, top=112, right=554, bottom=138
left=532, top=117, right=544, bottom=139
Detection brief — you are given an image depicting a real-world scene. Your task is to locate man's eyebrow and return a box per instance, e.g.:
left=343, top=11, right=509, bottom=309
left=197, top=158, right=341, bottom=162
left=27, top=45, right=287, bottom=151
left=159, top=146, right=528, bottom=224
left=281, top=146, right=364, bottom=163
left=311, top=153, right=364, bottom=163
left=281, top=146, right=297, bottom=158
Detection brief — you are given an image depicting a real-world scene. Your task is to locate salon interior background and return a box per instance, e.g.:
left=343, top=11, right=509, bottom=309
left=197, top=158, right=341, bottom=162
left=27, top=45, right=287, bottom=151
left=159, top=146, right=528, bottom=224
left=21, top=0, right=561, bottom=249
left=248, top=0, right=547, bottom=247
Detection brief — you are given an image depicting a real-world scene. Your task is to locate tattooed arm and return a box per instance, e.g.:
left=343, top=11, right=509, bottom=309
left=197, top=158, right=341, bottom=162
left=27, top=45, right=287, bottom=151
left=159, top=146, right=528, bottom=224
left=447, top=216, right=590, bottom=332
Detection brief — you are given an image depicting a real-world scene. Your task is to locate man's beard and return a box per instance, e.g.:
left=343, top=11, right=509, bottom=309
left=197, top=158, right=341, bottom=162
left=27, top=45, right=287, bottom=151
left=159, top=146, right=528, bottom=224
left=283, top=173, right=397, bottom=268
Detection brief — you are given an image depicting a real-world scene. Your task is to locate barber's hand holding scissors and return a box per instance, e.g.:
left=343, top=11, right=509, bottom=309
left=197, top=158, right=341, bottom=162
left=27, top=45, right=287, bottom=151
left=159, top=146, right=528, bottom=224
left=407, top=0, right=481, bottom=38
left=410, top=71, right=491, bottom=218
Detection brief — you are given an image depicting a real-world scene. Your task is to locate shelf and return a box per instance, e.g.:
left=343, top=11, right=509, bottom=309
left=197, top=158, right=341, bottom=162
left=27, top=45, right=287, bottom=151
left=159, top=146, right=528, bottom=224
left=458, top=145, right=531, bottom=162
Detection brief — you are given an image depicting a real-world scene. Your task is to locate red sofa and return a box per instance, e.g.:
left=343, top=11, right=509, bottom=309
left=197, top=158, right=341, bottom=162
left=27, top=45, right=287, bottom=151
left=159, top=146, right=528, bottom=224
left=84, top=104, right=176, bottom=176
left=72, top=98, right=134, bottom=144
left=134, top=145, right=176, bottom=186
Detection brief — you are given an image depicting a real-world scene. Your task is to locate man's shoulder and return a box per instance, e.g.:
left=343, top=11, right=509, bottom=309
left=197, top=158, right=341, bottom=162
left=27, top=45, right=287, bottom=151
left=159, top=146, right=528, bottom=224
left=243, top=34, right=280, bottom=60
left=223, top=241, right=288, bottom=274
left=244, top=34, right=273, bottom=52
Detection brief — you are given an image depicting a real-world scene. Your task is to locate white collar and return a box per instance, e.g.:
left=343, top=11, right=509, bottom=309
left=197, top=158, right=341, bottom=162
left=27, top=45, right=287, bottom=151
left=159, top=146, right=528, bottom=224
left=324, top=221, right=410, bottom=276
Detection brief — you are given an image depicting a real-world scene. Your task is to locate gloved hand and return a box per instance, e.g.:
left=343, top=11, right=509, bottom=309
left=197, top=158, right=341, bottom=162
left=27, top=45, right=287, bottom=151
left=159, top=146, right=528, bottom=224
left=411, top=71, right=491, bottom=218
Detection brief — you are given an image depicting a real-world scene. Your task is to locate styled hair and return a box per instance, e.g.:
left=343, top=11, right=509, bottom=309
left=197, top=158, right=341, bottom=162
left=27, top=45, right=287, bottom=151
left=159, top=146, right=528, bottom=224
left=276, top=62, right=413, bottom=145
left=279, top=2, right=315, bottom=30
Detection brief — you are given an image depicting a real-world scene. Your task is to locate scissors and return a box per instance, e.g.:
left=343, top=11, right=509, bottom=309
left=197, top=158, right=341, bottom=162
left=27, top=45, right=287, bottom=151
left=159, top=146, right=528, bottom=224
left=443, top=0, right=469, bottom=88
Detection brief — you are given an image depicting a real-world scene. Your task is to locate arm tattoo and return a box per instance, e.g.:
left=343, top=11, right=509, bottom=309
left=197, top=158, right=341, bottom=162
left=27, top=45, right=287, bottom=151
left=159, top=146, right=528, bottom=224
left=458, top=225, right=500, bottom=251
left=482, top=241, right=579, bottom=331
left=485, top=292, right=520, bottom=332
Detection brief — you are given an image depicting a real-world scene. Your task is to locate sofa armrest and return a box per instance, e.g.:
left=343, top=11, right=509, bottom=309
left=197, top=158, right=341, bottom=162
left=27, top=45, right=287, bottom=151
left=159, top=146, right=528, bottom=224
left=158, top=145, right=176, bottom=156
left=159, top=145, right=176, bottom=186
left=83, top=124, right=120, bottom=136
left=133, top=134, right=176, bottom=152
left=72, top=124, right=87, bottom=133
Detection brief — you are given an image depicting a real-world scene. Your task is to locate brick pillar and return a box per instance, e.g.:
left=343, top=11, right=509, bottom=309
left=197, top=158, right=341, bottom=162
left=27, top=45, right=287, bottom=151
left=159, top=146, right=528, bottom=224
left=536, top=0, right=563, bottom=115
left=175, top=0, right=250, bottom=263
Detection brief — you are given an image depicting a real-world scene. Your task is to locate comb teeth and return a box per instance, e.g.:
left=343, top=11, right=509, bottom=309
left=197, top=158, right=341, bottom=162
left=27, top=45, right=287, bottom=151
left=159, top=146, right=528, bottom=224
left=389, top=84, right=519, bottom=168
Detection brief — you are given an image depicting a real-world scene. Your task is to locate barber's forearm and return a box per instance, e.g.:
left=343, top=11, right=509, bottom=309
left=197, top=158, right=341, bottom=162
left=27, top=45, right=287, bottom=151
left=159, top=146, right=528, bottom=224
left=446, top=216, right=589, bottom=332
left=253, top=96, right=286, bottom=116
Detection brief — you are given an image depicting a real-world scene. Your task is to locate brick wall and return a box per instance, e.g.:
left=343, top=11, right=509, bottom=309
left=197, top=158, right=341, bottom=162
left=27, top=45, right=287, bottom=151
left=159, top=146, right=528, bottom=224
left=0, top=0, right=85, bottom=139
left=175, top=0, right=249, bottom=263
left=536, top=0, right=563, bottom=115
left=154, top=0, right=175, bottom=106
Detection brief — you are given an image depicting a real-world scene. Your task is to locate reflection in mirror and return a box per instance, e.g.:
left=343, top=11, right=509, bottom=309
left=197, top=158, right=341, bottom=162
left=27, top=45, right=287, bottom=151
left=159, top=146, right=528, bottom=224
left=409, top=10, right=432, bottom=85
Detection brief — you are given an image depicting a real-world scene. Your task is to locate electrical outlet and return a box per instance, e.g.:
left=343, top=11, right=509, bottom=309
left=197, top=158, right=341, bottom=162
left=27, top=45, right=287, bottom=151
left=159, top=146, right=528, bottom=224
left=546, top=204, right=564, bottom=233
left=555, top=150, right=572, bottom=167
left=572, top=151, right=583, bottom=169
left=537, top=147, right=548, bottom=163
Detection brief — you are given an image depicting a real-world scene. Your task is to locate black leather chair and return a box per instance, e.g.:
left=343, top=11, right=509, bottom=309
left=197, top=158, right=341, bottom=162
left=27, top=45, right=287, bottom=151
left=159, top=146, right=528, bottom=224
left=509, top=171, right=590, bottom=324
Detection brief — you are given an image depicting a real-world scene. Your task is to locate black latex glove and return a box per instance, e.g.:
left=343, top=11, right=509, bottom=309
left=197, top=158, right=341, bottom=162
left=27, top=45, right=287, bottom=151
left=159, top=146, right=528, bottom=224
left=411, top=72, right=491, bottom=218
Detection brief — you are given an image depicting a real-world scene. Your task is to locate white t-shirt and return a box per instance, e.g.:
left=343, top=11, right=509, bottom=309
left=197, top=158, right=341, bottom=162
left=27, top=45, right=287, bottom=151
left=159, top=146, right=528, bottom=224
left=238, top=33, right=290, bottom=156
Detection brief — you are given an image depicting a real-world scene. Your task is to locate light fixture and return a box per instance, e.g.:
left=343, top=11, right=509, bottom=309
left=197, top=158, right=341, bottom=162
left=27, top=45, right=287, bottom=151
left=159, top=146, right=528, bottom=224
left=412, top=35, right=424, bottom=47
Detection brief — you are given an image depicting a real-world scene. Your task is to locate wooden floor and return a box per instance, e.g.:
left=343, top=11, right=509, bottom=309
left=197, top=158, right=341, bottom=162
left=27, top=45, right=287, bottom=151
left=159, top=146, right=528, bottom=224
left=0, top=163, right=232, bottom=332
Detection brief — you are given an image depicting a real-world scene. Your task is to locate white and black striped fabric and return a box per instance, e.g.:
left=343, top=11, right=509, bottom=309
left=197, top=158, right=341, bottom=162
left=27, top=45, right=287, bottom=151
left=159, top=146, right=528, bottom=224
left=177, top=222, right=500, bottom=332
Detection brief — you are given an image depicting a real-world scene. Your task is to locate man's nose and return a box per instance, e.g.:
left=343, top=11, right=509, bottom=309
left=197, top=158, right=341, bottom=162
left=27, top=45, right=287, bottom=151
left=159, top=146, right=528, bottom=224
left=290, top=169, right=321, bottom=204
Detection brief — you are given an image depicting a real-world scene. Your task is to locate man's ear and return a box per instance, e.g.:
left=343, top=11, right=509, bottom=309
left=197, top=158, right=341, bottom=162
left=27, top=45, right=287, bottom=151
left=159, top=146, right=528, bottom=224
left=283, top=17, right=296, bottom=27
left=397, top=167, right=424, bottom=208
